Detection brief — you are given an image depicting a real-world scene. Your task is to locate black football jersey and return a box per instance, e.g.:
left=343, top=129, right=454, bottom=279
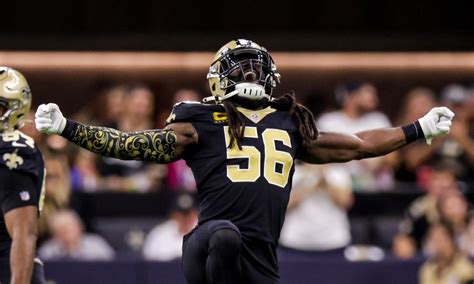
left=0, top=130, right=45, bottom=261
left=166, top=102, right=302, bottom=245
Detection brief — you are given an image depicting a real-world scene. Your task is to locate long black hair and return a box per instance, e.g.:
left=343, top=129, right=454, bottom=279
left=222, top=91, right=318, bottom=150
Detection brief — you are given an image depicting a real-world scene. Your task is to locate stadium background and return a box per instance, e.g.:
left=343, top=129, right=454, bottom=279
left=2, top=0, right=474, bottom=283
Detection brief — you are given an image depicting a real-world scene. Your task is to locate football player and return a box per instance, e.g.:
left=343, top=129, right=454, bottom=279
left=0, top=67, right=46, bottom=284
left=35, top=39, right=454, bottom=284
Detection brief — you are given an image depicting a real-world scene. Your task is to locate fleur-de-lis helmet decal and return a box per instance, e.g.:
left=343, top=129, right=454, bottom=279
left=0, top=67, right=32, bottom=132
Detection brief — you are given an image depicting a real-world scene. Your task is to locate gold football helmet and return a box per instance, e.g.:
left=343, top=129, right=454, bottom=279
left=205, top=39, right=281, bottom=103
left=0, top=67, right=32, bottom=132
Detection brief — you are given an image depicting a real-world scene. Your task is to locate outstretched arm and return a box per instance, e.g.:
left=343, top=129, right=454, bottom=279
left=300, top=128, right=408, bottom=163
left=300, top=107, right=454, bottom=164
left=35, top=103, right=197, bottom=163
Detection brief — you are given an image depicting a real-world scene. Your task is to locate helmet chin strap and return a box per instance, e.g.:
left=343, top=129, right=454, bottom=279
left=203, top=83, right=270, bottom=103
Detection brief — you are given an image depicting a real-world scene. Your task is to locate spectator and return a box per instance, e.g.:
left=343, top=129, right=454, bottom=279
left=393, top=163, right=460, bottom=259
left=68, top=84, right=128, bottom=191
left=279, top=163, right=353, bottom=257
left=316, top=81, right=393, bottom=191
left=117, top=84, right=155, bottom=131
left=93, top=84, right=127, bottom=127
left=69, top=149, right=101, bottom=192
left=437, top=191, right=470, bottom=243
left=143, top=192, right=198, bottom=261
left=387, top=88, right=437, bottom=184
left=21, top=109, right=46, bottom=147
left=464, top=85, right=474, bottom=127
left=44, top=135, right=69, bottom=154
left=97, top=84, right=166, bottom=192
left=459, top=215, right=474, bottom=258
left=39, top=209, right=115, bottom=261
left=172, top=88, right=202, bottom=104
left=432, top=84, right=474, bottom=182
left=419, top=223, right=473, bottom=284
left=155, top=88, right=202, bottom=126
left=38, top=154, right=71, bottom=244
left=166, top=89, right=201, bottom=192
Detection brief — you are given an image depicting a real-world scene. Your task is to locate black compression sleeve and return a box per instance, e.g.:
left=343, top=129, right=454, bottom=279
left=60, top=119, right=177, bottom=163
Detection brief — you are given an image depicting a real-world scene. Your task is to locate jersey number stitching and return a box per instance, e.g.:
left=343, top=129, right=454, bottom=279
left=223, top=126, right=293, bottom=188
left=2, top=131, right=35, bottom=148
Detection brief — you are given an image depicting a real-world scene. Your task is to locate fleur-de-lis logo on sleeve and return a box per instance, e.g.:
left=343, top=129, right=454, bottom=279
left=166, top=113, right=176, bottom=124
left=2, top=151, right=24, bottom=170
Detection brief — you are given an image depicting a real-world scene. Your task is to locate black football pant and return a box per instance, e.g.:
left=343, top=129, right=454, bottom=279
left=182, top=219, right=279, bottom=284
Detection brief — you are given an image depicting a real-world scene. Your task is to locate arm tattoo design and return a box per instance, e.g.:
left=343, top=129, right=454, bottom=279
left=66, top=122, right=176, bottom=163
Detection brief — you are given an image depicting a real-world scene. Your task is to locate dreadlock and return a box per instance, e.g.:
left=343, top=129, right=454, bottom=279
left=223, top=91, right=318, bottom=150
left=223, top=99, right=245, bottom=149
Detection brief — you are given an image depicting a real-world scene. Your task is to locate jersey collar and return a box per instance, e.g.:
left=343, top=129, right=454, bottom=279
left=236, top=106, right=276, bottom=124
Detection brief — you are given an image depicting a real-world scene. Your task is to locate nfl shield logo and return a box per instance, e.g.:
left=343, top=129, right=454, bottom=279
left=19, top=191, right=30, bottom=201
left=250, top=113, right=260, bottom=123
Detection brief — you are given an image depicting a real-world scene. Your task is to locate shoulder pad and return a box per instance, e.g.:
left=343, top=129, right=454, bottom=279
left=0, top=131, right=43, bottom=177
left=165, top=101, right=224, bottom=125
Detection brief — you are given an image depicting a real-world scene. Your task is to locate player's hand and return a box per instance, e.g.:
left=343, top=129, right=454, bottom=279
left=418, top=107, right=455, bottom=145
left=35, top=103, right=67, bottom=135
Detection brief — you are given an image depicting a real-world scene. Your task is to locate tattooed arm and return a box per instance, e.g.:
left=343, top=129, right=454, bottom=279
left=59, top=120, right=197, bottom=163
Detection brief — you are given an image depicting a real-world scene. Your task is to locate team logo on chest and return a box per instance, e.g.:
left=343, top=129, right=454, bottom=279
left=249, top=113, right=260, bottom=123
left=236, top=107, right=276, bottom=124
left=2, top=150, right=24, bottom=170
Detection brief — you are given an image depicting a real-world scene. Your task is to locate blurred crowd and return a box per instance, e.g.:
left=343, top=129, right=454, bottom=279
left=28, top=84, right=202, bottom=263
left=29, top=81, right=474, bottom=282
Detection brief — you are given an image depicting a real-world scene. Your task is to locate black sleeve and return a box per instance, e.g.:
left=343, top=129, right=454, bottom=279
left=164, top=102, right=218, bottom=126
left=165, top=102, right=199, bottom=125
left=60, top=119, right=177, bottom=163
left=0, top=168, right=39, bottom=214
